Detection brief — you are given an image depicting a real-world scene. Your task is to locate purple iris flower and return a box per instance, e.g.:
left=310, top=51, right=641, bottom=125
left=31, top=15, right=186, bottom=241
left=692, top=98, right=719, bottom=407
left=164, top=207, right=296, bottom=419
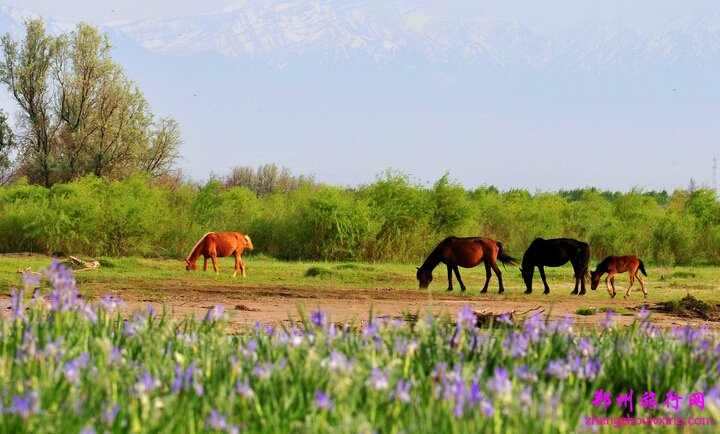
left=488, top=367, right=512, bottom=398
left=496, top=313, right=513, bottom=325
left=172, top=362, right=204, bottom=395
left=109, top=346, right=123, bottom=364
left=264, top=323, right=275, bottom=337
left=549, top=316, right=574, bottom=335
left=9, top=288, right=28, bottom=322
left=253, top=362, right=273, bottom=380
left=545, top=359, right=568, bottom=380
left=322, top=350, right=354, bottom=374
left=368, top=368, right=389, bottom=390
left=80, top=302, right=98, bottom=323
left=42, top=336, right=64, bottom=362
left=102, top=403, right=120, bottom=425
left=23, top=271, right=41, bottom=291
left=208, top=409, right=227, bottom=430
left=235, top=377, right=254, bottom=399
left=123, top=313, right=147, bottom=337
left=580, top=359, right=602, bottom=382
left=456, top=305, right=477, bottom=330
left=314, top=391, right=334, bottom=411
left=566, top=356, right=584, bottom=375
left=362, top=321, right=379, bottom=339
left=100, top=294, right=125, bottom=312
left=134, top=370, right=159, bottom=394
left=310, top=309, right=328, bottom=328
left=204, top=305, right=224, bottom=322
left=519, top=385, right=533, bottom=406
left=8, top=389, right=40, bottom=419
left=504, top=331, right=529, bottom=358
left=63, top=353, right=90, bottom=385
left=514, top=364, right=538, bottom=383
left=16, top=328, right=37, bottom=361
left=577, top=337, right=594, bottom=357
left=602, top=310, right=618, bottom=329
left=637, top=305, right=651, bottom=322
left=392, top=379, right=412, bottom=403
left=524, top=313, right=546, bottom=343
left=241, top=340, right=258, bottom=360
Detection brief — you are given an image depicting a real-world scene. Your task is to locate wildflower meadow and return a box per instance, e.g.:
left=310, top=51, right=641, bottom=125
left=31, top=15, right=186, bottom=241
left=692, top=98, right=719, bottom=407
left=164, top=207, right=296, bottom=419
left=1, top=261, right=719, bottom=433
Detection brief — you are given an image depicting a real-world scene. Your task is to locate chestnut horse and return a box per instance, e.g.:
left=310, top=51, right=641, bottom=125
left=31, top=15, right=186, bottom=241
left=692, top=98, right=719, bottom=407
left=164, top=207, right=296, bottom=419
left=520, top=238, right=590, bottom=295
left=590, top=255, right=647, bottom=299
left=416, top=236, right=519, bottom=293
left=185, top=232, right=254, bottom=277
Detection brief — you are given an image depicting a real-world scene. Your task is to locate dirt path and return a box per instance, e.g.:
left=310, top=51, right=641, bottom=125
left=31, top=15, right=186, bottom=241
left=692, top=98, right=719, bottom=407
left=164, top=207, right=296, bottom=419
left=87, top=283, right=718, bottom=332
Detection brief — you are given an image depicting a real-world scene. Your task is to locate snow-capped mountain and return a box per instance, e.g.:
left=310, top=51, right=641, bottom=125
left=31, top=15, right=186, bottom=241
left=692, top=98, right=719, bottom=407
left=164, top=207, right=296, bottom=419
left=108, top=0, right=720, bottom=72
left=2, top=2, right=720, bottom=73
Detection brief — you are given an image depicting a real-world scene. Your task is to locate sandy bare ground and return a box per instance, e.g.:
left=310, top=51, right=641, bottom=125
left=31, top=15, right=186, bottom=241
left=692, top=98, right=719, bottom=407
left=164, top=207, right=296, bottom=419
left=77, top=283, right=720, bottom=333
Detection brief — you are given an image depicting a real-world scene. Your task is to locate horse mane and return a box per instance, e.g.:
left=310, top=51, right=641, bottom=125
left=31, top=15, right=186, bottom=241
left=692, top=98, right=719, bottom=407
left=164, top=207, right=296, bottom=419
left=186, top=232, right=213, bottom=261
left=596, top=256, right=612, bottom=271
left=419, top=238, right=448, bottom=271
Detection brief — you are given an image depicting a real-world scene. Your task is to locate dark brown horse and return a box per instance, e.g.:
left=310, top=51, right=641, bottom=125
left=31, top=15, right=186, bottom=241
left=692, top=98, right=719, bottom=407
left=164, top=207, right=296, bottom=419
left=520, top=238, right=591, bottom=295
left=590, top=255, right=647, bottom=299
left=416, top=236, right=519, bottom=293
left=185, top=232, right=254, bottom=277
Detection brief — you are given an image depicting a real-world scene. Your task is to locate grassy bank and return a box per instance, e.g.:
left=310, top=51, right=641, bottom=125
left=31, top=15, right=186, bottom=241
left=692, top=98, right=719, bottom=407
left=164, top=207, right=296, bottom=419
left=1, top=255, right=719, bottom=304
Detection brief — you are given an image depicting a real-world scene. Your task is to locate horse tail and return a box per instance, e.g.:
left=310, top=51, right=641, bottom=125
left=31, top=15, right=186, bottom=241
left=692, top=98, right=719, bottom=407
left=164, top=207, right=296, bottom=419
left=496, top=242, right=520, bottom=268
left=638, top=259, right=647, bottom=276
left=582, top=244, right=591, bottom=284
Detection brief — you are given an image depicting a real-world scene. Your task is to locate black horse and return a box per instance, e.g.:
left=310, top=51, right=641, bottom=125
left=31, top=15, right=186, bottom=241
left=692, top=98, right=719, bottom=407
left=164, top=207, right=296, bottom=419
left=520, top=238, right=591, bottom=295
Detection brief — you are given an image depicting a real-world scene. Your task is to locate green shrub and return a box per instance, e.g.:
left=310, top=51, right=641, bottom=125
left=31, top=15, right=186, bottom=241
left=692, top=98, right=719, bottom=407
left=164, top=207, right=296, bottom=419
left=0, top=173, right=718, bottom=265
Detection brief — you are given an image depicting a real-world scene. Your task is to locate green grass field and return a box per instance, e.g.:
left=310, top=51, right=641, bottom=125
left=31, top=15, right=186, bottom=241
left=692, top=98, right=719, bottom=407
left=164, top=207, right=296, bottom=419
left=1, top=262, right=718, bottom=433
left=2, top=254, right=719, bottom=305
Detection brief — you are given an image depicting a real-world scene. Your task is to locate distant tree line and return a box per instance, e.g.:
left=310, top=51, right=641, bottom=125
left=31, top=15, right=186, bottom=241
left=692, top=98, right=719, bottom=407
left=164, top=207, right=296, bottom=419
left=0, top=170, right=718, bottom=266
left=0, top=19, right=180, bottom=186
left=224, top=164, right=317, bottom=196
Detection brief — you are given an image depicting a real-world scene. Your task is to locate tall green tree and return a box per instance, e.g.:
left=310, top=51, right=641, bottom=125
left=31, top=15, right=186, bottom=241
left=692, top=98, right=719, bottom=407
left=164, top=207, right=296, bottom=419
left=0, top=108, right=14, bottom=183
left=0, top=19, right=63, bottom=186
left=0, top=19, right=180, bottom=185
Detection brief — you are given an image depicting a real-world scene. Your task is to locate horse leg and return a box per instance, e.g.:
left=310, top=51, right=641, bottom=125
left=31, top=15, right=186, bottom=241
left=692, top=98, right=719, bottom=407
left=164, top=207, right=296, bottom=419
left=491, top=262, right=504, bottom=294
left=624, top=273, right=635, bottom=299
left=239, top=258, right=246, bottom=278
left=203, top=256, right=208, bottom=272
left=579, top=266, right=588, bottom=296
left=571, top=277, right=580, bottom=296
left=538, top=266, right=550, bottom=295
left=637, top=272, right=648, bottom=299
left=446, top=264, right=454, bottom=291
left=604, top=275, right=614, bottom=298
left=232, top=252, right=240, bottom=278
left=480, top=262, right=491, bottom=293
left=211, top=254, right=219, bottom=275
left=570, top=261, right=580, bottom=295
left=608, top=274, right=617, bottom=298
left=453, top=266, right=467, bottom=292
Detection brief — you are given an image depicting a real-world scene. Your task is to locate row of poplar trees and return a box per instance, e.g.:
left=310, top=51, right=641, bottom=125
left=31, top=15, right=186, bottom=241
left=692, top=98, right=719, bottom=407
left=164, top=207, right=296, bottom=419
left=0, top=19, right=180, bottom=186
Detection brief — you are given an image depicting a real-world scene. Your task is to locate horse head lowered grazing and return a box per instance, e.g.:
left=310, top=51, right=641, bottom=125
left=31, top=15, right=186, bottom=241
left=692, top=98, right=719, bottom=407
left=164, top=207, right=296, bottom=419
left=184, top=232, right=254, bottom=277
left=416, top=236, right=519, bottom=293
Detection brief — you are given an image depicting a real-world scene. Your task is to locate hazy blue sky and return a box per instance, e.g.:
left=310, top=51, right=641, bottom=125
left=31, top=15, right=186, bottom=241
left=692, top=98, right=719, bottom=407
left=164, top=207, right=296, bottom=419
left=2, top=1, right=719, bottom=191
left=5, top=0, right=717, bottom=27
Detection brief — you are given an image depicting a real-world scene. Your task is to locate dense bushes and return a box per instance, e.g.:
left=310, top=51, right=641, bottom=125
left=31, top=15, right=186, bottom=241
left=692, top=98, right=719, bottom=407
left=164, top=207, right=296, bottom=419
left=0, top=173, right=718, bottom=265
